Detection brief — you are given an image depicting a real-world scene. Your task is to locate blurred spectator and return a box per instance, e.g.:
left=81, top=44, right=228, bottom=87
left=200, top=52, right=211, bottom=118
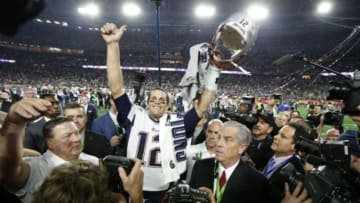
left=79, top=92, right=98, bottom=130
left=91, top=98, right=125, bottom=155
left=275, top=112, right=290, bottom=129
left=64, top=103, right=112, bottom=158
left=31, top=159, right=144, bottom=203
left=24, top=92, right=61, bottom=153
left=326, top=128, right=340, bottom=141
left=185, top=119, right=222, bottom=182
left=290, top=110, right=301, bottom=119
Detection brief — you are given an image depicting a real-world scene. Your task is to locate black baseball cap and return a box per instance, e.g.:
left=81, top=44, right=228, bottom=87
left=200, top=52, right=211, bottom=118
left=256, top=112, right=277, bottom=129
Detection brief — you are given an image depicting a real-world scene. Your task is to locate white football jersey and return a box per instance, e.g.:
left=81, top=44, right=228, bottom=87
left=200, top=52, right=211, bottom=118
left=115, top=95, right=198, bottom=191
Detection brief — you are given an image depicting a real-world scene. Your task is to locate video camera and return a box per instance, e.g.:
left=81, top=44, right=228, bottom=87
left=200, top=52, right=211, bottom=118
left=219, top=112, right=257, bottom=129
left=161, top=181, right=209, bottom=203
left=323, top=110, right=344, bottom=126
left=102, top=155, right=135, bottom=193
left=281, top=162, right=352, bottom=203
left=327, top=70, right=360, bottom=116
left=295, top=137, right=350, bottom=166
left=280, top=137, right=360, bottom=203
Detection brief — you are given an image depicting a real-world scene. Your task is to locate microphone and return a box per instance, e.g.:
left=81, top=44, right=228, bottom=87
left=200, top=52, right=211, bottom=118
left=272, top=51, right=303, bottom=66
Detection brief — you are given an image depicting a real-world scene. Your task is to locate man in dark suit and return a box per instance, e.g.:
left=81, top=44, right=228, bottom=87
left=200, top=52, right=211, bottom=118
left=64, top=102, right=111, bottom=158
left=189, top=120, right=269, bottom=203
left=263, top=122, right=306, bottom=203
left=79, top=92, right=98, bottom=130
left=91, top=98, right=125, bottom=155
left=23, top=92, right=61, bottom=153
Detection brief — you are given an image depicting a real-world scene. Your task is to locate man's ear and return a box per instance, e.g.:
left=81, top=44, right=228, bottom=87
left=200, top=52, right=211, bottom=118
left=291, top=143, right=297, bottom=152
left=238, top=144, right=248, bottom=155
left=46, top=139, right=54, bottom=149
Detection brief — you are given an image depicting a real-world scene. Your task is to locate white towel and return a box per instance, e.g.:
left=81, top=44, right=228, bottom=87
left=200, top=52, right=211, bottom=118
left=159, top=113, right=187, bottom=185
left=178, top=43, right=210, bottom=110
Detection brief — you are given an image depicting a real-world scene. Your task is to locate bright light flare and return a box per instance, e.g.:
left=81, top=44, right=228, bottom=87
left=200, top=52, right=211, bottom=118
left=246, top=4, right=269, bottom=21
left=77, top=7, right=87, bottom=15
left=87, top=4, right=99, bottom=16
left=194, top=4, right=216, bottom=18
left=317, top=1, right=333, bottom=15
left=122, top=2, right=141, bottom=17
left=78, top=3, right=100, bottom=17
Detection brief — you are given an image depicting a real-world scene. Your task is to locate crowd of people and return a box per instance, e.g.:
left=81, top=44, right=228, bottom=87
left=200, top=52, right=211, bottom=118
left=0, top=50, right=334, bottom=104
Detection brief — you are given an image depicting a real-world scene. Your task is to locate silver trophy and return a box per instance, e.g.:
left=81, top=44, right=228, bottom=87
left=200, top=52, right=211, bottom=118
left=210, top=12, right=259, bottom=75
left=179, top=12, right=259, bottom=109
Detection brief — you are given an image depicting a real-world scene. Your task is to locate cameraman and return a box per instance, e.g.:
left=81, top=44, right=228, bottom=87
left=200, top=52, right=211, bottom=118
left=316, top=111, right=344, bottom=141
left=306, top=105, right=321, bottom=124
left=246, top=113, right=276, bottom=170
left=237, top=100, right=249, bottom=114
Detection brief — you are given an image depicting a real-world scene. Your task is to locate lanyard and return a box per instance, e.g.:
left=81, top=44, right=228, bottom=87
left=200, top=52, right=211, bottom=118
left=215, top=168, right=227, bottom=203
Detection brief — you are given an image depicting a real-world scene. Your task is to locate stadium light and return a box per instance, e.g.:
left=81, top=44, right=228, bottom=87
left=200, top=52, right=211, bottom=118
left=246, top=3, right=269, bottom=21
left=316, top=1, right=333, bottom=15
left=77, top=3, right=100, bottom=17
left=78, top=7, right=87, bottom=15
left=87, top=4, right=100, bottom=16
left=122, top=2, right=141, bottom=17
left=194, top=4, right=216, bottom=18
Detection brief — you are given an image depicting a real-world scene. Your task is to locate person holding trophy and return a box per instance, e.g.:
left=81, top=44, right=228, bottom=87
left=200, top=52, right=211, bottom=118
left=101, top=12, right=259, bottom=203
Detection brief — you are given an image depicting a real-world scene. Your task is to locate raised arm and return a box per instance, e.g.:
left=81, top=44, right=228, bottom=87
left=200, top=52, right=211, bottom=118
left=0, top=98, right=51, bottom=189
left=101, top=23, right=127, bottom=98
left=194, top=64, right=220, bottom=118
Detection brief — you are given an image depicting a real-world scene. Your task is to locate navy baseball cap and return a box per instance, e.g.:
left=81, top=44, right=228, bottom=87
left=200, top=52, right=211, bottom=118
left=337, top=131, right=360, bottom=157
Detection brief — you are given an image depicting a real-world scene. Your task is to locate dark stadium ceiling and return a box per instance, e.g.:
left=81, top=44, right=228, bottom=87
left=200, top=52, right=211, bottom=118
left=1, top=0, right=359, bottom=74
left=2, top=0, right=360, bottom=57
left=38, top=0, right=360, bottom=31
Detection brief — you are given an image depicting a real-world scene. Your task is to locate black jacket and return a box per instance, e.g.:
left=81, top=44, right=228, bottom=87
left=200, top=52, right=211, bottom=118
left=189, top=158, right=269, bottom=203
left=23, top=117, right=47, bottom=153
left=267, top=155, right=305, bottom=203
left=83, top=130, right=112, bottom=158
left=246, top=136, right=274, bottom=171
